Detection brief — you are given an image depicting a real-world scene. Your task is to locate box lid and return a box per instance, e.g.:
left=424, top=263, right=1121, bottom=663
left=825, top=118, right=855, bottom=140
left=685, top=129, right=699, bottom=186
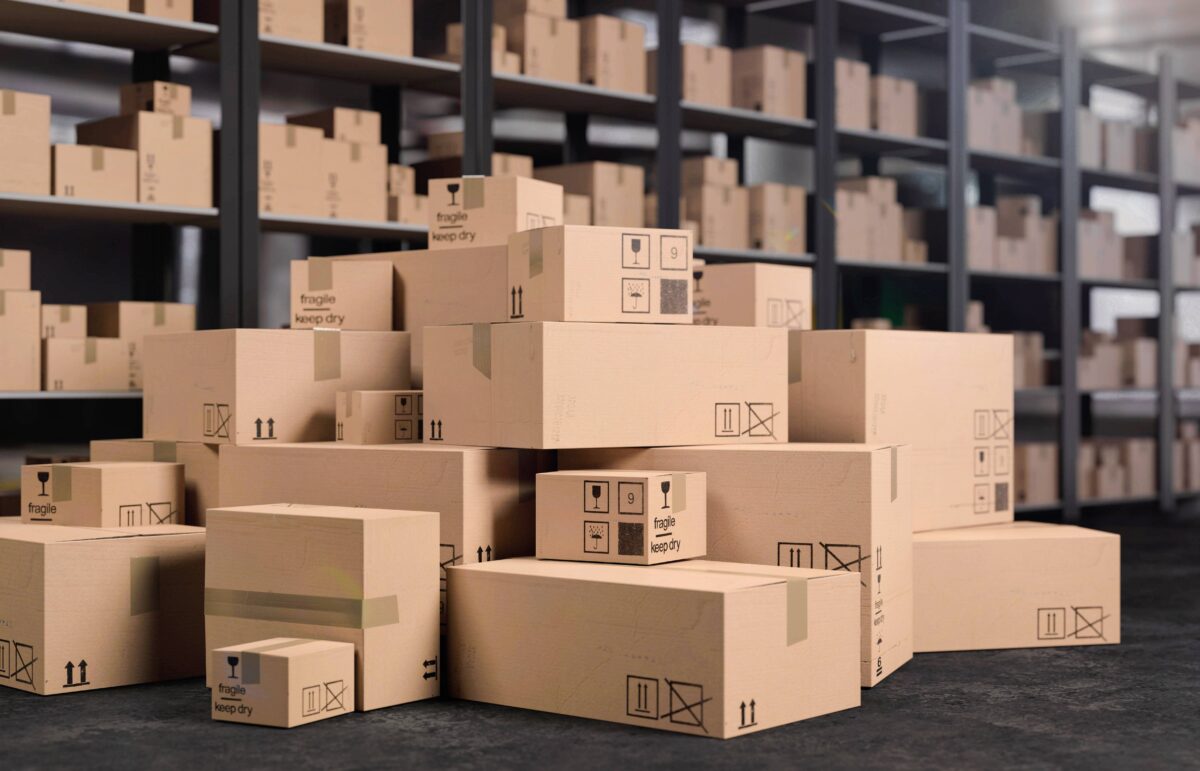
left=915, top=522, right=1117, bottom=544
left=212, top=637, right=353, bottom=659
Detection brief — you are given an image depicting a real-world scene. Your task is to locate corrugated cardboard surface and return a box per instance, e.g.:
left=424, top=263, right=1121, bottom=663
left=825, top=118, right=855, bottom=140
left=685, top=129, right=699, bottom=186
left=20, top=461, right=184, bottom=528
left=693, top=262, right=812, bottom=328
left=0, top=289, right=41, bottom=390
left=428, top=176, right=563, bottom=251
left=90, top=439, right=220, bottom=526
left=211, top=638, right=356, bottom=727
left=335, top=389, right=423, bottom=444
left=290, top=259, right=393, bottom=330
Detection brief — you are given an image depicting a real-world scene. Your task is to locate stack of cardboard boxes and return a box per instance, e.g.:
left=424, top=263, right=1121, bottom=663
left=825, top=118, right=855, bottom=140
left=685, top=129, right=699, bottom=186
left=674, top=155, right=808, bottom=254
left=954, top=195, right=1059, bottom=275
left=835, top=57, right=920, bottom=137
left=198, top=0, right=412, bottom=54
left=836, top=176, right=918, bottom=263
left=968, top=77, right=1023, bottom=155
left=280, top=107, right=387, bottom=221
left=1175, top=117, right=1200, bottom=184
left=495, top=0, right=580, bottom=84
left=1078, top=323, right=1157, bottom=392
left=536, top=161, right=644, bottom=228
left=440, top=23, right=522, bottom=74
left=1078, top=438, right=1157, bottom=500
left=67, top=0, right=192, bottom=20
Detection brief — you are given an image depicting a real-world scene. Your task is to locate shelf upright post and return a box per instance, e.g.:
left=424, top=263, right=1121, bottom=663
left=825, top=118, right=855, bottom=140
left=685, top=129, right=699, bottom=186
left=813, top=0, right=838, bottom=328
left=131, top=50, right=174, bottom=302
left=462, top=0, right=494, bottom=176
left=723, top=5, right=746, bottom=181
left=1157, top=52, right=1178, bottom=514
left=946, top=0, right=968, bottom=332
left=564, top=0, right=589, bottom=164
left=1060, top=26, right=1082, bottom=522
left=219, top=0, right=259, bottom=328
left=655, top=0, right=682, bottom=229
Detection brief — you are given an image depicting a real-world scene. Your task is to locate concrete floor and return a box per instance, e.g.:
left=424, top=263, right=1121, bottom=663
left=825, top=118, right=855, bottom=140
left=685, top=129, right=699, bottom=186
left=2, top=518, right=1196, bottom=770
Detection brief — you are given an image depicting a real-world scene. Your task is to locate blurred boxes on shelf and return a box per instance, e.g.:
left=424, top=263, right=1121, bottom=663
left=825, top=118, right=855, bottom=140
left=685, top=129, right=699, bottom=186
left=259, top=123, right=324, bottom=217
left=1078, top=332, right=1122, bottom=391
left=649, top=43, right=731, bottom=108
left=693, top=262, right=812, bottom=329
left=682, top=156, right=738, bottom=189
left=325, top=0, right=412, bottom=56
left=20, top=461, right=183, bottom=527
left=871, top=75, right=918, bottom=137
left=52, top=145, right=137, bottom=202
left=1013, top=331, right=1046, bottom=388
left=0, top=88, right=51, bottom=196
left=428, top=175, right=562, bottom=250
left=836, top=57, right=870, bottom=130
left=1078, top=209, right=1121, bottom=280
left=90, top=439, right=220, bottom=526
left=0, top=288, right=42, bottom=390
left=290, top=258, right=392, bottom=331
left=88, top=300, right=196, bottom=389
left=836, top=177, right=901, bottom=263
left=130, top=0, right=193, bottom=20
left=42, top=337, right=126, bottom=391
left=211, top=639, right=355, bottom=728
left=289, top=107, right=380, bottom=145
left=968, top=77, right=1021, bottom=155
left=1015, top=442, right=1058, bottom=506
left=119, top=81, right=191, bottom=117
left=41, top=304, right=86, bottom=339
left=732, top=45, right=806, bottom=119
left=535, top=162, right=643, bottom=228
left=1101, top=119, right=1136, bottom=173
left=684, top=184, right=749, bottom=250
left=748, top=183, right=806, bottom=254
left=580, top=15, right=646, bottom=94
left=336, top=389, right=424, bottom=444
left=504, top=14, right=580, bottom=83
left=493, top=0, right=566, bottom=19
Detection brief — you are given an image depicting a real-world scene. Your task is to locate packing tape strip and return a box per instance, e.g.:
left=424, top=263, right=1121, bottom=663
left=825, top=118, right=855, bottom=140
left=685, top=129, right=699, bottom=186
left=313, top=328, right=342, bottom=381
left=154, top=302, right=166, bottom=326
left=463, top=176, right=485, bottom=210
left=669, top=565, right=808, bottom=645
left=890, top=446, right=899, bottom=502
left=129, top=556, right=160, bottom=616
left=0, top=250, right=6, bottom=267
left=59, top=305, right=72, bottom=322
left=350, top=143, right=362, bottom=162
left=472, top=323, right=491, bottom=379
left=285, top=124, right=297, bottom=148
left=2, top=90, right=14, bottom=116
left=787, top=332, right=802, bottom=384
left=204, top=589, right=400, bottom=629
left=52, top=465, right=73, bottom=502
left=528, top=228, right=543, bottom=277
left=84, top=338, right=97, bottom=364
left=308, top=258, right=334, bottom=291
left=152, top=441, right=177, bottom=463
left=91, top=146, right=105, bottom=171
left=240, top=640, right=312, bottom=685
left=0, top=292, right=7, bottom=316
left=671, top=473, right=686, bottom=513
left=172, top=116, right=185, bottom=140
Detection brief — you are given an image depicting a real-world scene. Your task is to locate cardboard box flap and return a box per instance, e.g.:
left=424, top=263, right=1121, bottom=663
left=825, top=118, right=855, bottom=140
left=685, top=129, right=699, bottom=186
left=0, top=520, right=200, bottom=544
left=215, top=637, right=347, bottom=659
left=916, top=521, right=1116, bottom=545
left=212, top=502, right=434, bottom=523
left=204, top=587, right=401, bottom=629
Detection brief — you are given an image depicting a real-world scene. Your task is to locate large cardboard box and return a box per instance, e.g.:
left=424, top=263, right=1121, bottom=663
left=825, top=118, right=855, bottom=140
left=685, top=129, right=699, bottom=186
left=88, top=300, right=196, bottom=390
left=0, top=248, right=32, bottom=290
left=41, top=304, right=86, bottom=339
left=506, top=225, right=693, bottom=323
left=1015, top=442, right=1058, bottom=505
left=789, top=330, right=1014, bottom=531
left=681, top=156, right=738, bottom=189
left=914, top=522, right=1120, bottom=652
left=317, top=139, right=387, bottom=221
left=493, top=0, right=565, bottom=20
left=871, top=75, right=918, bottom=137
left=290, top=258, right=392, bottom=330
left=648, top=44, right=732, bottom=108
left=119, top=81, right=191, bottom=117
left=749, top=183, right=806, bottom=254
left=90, top=439, right=219, bottom=526
left=0, top=89, right=51, bottom=196
left=289, top=107, right=381, bottom=145
left=684, top=184, right=750, bottom=250
left=0, top=289, right=42, bottom=390
left=43, top=337, right=127, bottom=391
left=130, top=0, right=191, bottom=20
left=534, top=162, right=644, bottom=228
left=143, top=329, right=411, bottom=444
left=580, top=15, right=646, bottom=94
left=504, top=14, right=580, bottom=83
left=836, top=58, right=870, bottom=130
left=336, top=389, right=423, bottom=444
left=211, top=639, right=355, bottom=728
left=693, top=262, right=812, bottom=329
left=259, top=122, right=324, bottom=217
left=76, top=112, right=213, bottom=208
left=0, top=521, right=205, bottom=695
left=428, top=175, right=563, bottom=250
left=536, top=470, right=706, bottom=565
left=561, top=443, right=913, bottom=688
left=205, top=504, right=440, bottom=711
left=21, top=461, right=184, bottom=527
left=732, top=45, right=806, bottom=119
left=52, top=145, right=137, bottom=202
left=424, top=322, right=788, bottom=449
left=448, top=558, right=861, bottom=737
left=325, top=0, right=412, bottom=56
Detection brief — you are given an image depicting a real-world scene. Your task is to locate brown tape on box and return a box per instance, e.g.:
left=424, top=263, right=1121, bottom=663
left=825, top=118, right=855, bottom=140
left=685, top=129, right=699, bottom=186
left=172, top=116, right=184, bottom=140
left=472, top=323, right=491, bottom=378
left=52, top=465, right=73, bottom=502
left=891, top=446, right=899, bottom=502
left=91, top=146, right=105, bottom=171
left=286, top=124, right=298, bottom=147
left=529, top=228, right=544, bottom=277
left=670, top=565, right=809, bottom=645
left=241, top=639, right=312, bottom=685
left=787, top=333, right=803, bottom=384
left=154, top=302, right=166, bottom=326
left=0, top=293, right=6, bottom=316
left=1, top=90, right=14, bottom=115
left=671, top=473, right=687, bottom=513
left=308, top=258, right=334, bottom=291
left=204, top=588, right=401, bottom=629
left=351, top=143, right=362, bottom=163
left=130, top=556, right=160, bottom=616
left=313, top=328, right=341, bottom=381
left=152, top=441, right=177, bottom=462
left=59, top=305, right=72, bottom=322
left=464, top=176, right=485, bottom=209
left=85, top=338, right=98, bottom=364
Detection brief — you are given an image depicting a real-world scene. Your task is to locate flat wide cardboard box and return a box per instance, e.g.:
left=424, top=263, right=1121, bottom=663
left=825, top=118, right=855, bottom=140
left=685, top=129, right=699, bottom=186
left=259, top=122, right=324, bottom=217
left=75, top=112, right=212, bottom=208
left=0, top=89, right=51, bottom=196
left=580, top=15, right=646, bottom=94
left=21, top=461, right=184, bottom=527
left=0, top=248, right=32, bottom=290
left=290, top=258, right=392, bottom=330
left=749, top=183, right=806, bottom=254
left=423, top=322, right=788, bottom=449
left=648, top=44, right=732, bottom=108
left=317, top=139, right=387, bottom=221
left=52, top=145, right=137, bottom=202
left=119, top=81, right=191, bottom=117
left=205, top=504, right=440, bottom=711
left=693, top=262, right=812, bottom=329
left=142, top=329, right=411, bottom=444
left=428, top=175, right=563, bottom=250
left=0, top=289, right=42, bottom=390
left=789, top=330, right=1014, bottom=532
left=534, top=162, right=644, bottom=228
left=561, top=444, right=913, bottom=688
left=41, top=304, right=87, bottom=339
left=507, top=225, right=693, bottom=323
left=90, top=439, right=219, bottom=526
left=914, top=522, right=1120, bottom=652
left=504, top=14, right=580, bottom=83
left=325, top=0, right=412, bottom=56
left=289, top=107, right=381, bottom=145
left=0, top=521, right=205, bottom=695
left=684, top=184, right=750, bottom=250
left=336, top=389, right=423, bottom=444
left=448, top=558, right=861, bottom=738
left=87, top=300, right=196, bottom=389
left=43, top=337, right=127, bottom=391
left=211, top=639, right=355, bottom=728
left=536, top=470, right=706, bottom=565
left=732, top=45, right=806, bottom=119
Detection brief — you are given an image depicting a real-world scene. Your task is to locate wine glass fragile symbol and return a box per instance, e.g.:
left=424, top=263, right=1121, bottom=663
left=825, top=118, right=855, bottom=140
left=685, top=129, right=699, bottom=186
left=590, top=484, right=602, bottom=510
left=661, top=480, right=671, bottom=509
left=631, top=238, right=644, bottom=265
left=37, top=471, right=49, bottom=496
left=447, top=183, right=461, bottom=206
left=227, top=656, right=239, bottom=678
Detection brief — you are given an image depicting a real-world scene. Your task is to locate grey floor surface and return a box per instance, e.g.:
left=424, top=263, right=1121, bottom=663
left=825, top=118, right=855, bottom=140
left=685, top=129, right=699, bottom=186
left=2, top=518, right=1196, bottom=770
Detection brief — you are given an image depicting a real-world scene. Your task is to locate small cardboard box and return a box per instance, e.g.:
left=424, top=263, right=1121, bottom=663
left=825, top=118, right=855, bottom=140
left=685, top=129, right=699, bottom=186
left=0, top=248, right=32, bottom=290
left=506, top=225, right=693, bottom=323
left=580, top=15, right=646, bottom=94
left=493, top=0, right=565, bottom=20
left=564, top=193, right=591, bottom=225
left=445, top=22, right=506, bottom=58
left=413, top=153, right=535, bottom=188
left=535, top=470, right=706, bottom=565
left=562, top=443, right=913, bottom=688
left=997, top=195, right=1040, bottom=239
left=914, top=522, right=1120, bottom=652
left=255, top=0, right=323, bottom=42
left=968, top=206, right=997, bottom=270
left=684, top=184, right=750, bottom=250
left=388, top=193, right=427, bottom=224
left=1121, top=337, right=1157, bottom=388
left=995, top=236, right=1030, bottom=273
left=0, top=289, right=41, bottom=390
left=1102, top=120, right=1136, bottom=173
left=90, top=439, right=220, bottom=526
left=1122, top=438, right=1156, bottom=497
left=87, top=300, right=196, bottom=390
left=0, top=521, right=205, bottom=695
left=52, top=144, right=137, bottom=203
left=325, top=0, right=412, bottom=56
left=681, top=156, right=738, bottom=189
left=0, top=88, right=51, bottom=196
left=259, top=122, right=324, bottom=217
left=447, top=557, right=861, bottom=737
left=289, top=107, right=381, bottom=145
left=42, top=337, right=126, bottom=391
left=428, top=175, right=563, bottom=250
left=648, top=44, right=732, bottom=108
left=130, top=0, right=191, bottom=20
left=1015, top=442, right=1058, bottom=505
left=290, top=258, right=393, bottom=330
left=871, top=75, right=918, bottom=137
left=732, top=45, right=806, bottom=119
left=317, top=139, right=387, bottom=221
left=119, top=81, right=191, bottom=117
left=75, top=112, right=213, bottom=208
left=211, top=639, right=355, bottom=728
left=834, top=189, right=870, bottom=260
left=423, top=322, right=787, bottom=449
left=838, top=176, right=896, bottom=206
left=504, top=14, right=580, bottom=83
left=749, top=183, right=806, bottom=254
left=205, top=504, right=440, bottom=711
left=1078, top=341, right=1122, bottom=391
left=426, top=130, right=466, bottom=160
left=693, top=262, right=812, bottom=329
left=790, top=330, right=1014, bottom=532
left=21, top=461, right=184, bottom=528
left=336, top=389, right=424, bottom=444
left=387, top=163, right=416, bottom=196
left=836, top=58, right=870, bottom=130
left=41, top=304, right=86, bottom=339
left=535, top=162, right=644, bottom=228
left=143, top=329, right=412, bottom=444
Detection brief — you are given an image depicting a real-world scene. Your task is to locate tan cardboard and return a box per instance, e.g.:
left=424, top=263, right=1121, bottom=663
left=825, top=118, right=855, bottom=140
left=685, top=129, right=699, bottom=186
left=536, top=470, right=706, bottom=565
left=914, top=522, right=1120, bottom=652
left=648, top=44, right=732, bottom=108
left=564, top=193, right=591, bottom=225
left=748, top=183, right=806, bottom=254
left=52, top=144, right=137, bottom=203
left=259, top=122, right=324, bottom=217
left=21, top=461, right=183, bottom=527
left=580, top=15, right=646, bottom=94
left=87, top=300, right=196, bottom=389
left=130, top=0, right=191, bottom=19
left=290, top=258, right=392, bottom=330
left=0, top=289, right=42, bottom=390
left=1013, top=331, right=1046, bottom=388
left=211, top=639, right=355, bottom=728
left=968, top=206, right=997, bottom=270
left=42, top=337, right=126, bottom=391
left=1122, top=438, right=1156, bottom=497
left=119, top=81, right=191, bottom=117
left=903, top=239, right=928, bottom=264
left=75, top=112, right=213, bottom=208
left=1078, top=339, right=1122, bottom=391
left=428, top=175, right=563, bottom=250
left=325, top=0, right=411, bottom=56
left=1102, top=120, right=1136, bottom=173
left=388, top=192, right=426, bottom=224
left=413, top=153, right=534, bottom=187
left=693, top=262, right=812, bottom=329
left=426, top=131, right=465, bottom=160
left=423, top=322, right=788, bottom=449
left=0, top=521, right=205, bottom=695
left=561, top=443, right=913, bottom=688
left=789, top=330, right=1014, bottom=531
left=681, top=156, right=738, bottom=189
left=387, top=163, right=416, bottom=196
left=871, top=75, right=918, bottom=137
left=71, top=0, right=129, bottom=8
left=493, top=0, right=566, bottom=21
left=535, top=162, right=644, bottom=227
left=838, top=176, right=897, bottom=205
left=205, top=504, right=440, bottom=711
left=836, top=58, right=870, bottom=130
left=1015, top=442, right=1058, bottom=505
left=732, top=45, right=806, bottom=119
left=445, top=22, right=506, bottom=58
left=995, top=236, right=1030, bottom=273
left=89, top=439, right=219, bottom=526
left=448, top=557, right=861, bottom=737
left=317, top=139, right=387, bottom=221
left=289, top=107, right=380, bottom=145
left=41, top=304, right=86, bottom=339
left=143, top=329, right=411, bottom=444
left=505, top=14, right=580, bottom=83
left=1121, top=338, right=1157, bottom=388
left=835, top=189, right=870, bottom=260
left=336, top=389, right=423, bottom=444
left=258, top=0, right=323, bottom=41
left=506, top=225, right=693, bottom=323
left=684, top=184, right=750, bottom=249
left=0, top=89, right=51, bottom=196
left=0, top=248, right=32, bottom=290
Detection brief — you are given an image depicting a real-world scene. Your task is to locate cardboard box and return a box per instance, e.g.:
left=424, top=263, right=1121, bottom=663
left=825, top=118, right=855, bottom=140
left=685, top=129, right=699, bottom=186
left=535, top=162, right=644, bottom=228
left=130, top=0, right=191, bottom=19
left=1122, top=236, right=1154, bottom=280
left=836, top=58, right=870, bottom=130
left=336, top=389, right=423, bottom=443
left=835, top=190, right=870, bottom=260
left=536, top=470, right=706, bottom=565
left=997, top=195, right=1040, bottom=240
left=967, top=85, right=993, bottom=150
left=903, top=239, right=928, bottom=264
left=749, top=183, right=806, bottom=254
left=75, top=112, right=213, bottom=208
left=580, top=15, right=646, bottom=94
left=413, top=153, right=534, bottom=189
left=0, top=248, right=31, bottom=290
left=211, top=639, right=355, bottom=728
left=0, top=289, right=41, bottom=390
left=448, top=558, right=861, bottom=737
left=41, top=304, right=86, bottom=339
left=325, top=0, right=411, bottom=56
left=0, top=521, right=205, bottom=695
left=423, top=322, right=787, bottom=449
left=388, top=192, right=427, bottom=224
left=288, top=107, right=380, bottom=145
left=251, top=0, right=323, bottom=41
left=732, top=45, right=806, bottom=119
left=838, top=176, right=897, bottom=205
left=428, top=175, right=563, bottom=250
left=1015, top=442, right=1058, bottom=505
left=789, top=330, right=1014, bottom=531
left=561, top=443, right=913, bottom=688
left=684, top=184, right=749, bottom=250
left=1102, top=120, right=1136, bottom=173
left=871, top=75, right=918, bottom=137
left=1122, top=338, right=1157, bottom=388
left=913, top=523, right=1119, bottom=652
left=426, top=131, right=464, bottom=160
left=1122, top=438, right=1156, bottom=497
left=51, top=144, right=137, bottom=203
left=1021, top=111, right=1045, bottom=156
left=1078, top=340, right=1122, bottom=391
left=89, top=439, right=219, bottom=526
left=143, top=329, right=411, bottom=444
left=681, top=156, right=738, bottom=189
left=493, top=0, right=565, bottom=20
left=259, top=122, right=324, bottom=217
left=316, top=139, right=387, bottom=221
left=648, top=44, right=732, bottom=108
left=0, top=89, right=51, bottom=196
left=87, top=301, right=196, bottom=390
left=504, top=14, right=580, bottom=83
left=290, top=258, right=392, bottom=330
left=21, top=461, right=184, bottom=527
left=968, top=206, right=997, bottom=270
left=388, top=163, right=416, bottom=196
left=1079, top=209, right=1121, bottom=279
left=43, top=337, right=127, bottom=391
left=564, top=193, right=591, bottom=225
left=119, top=81, right=191, bottom=117
left=506, top=225, right=693, bottom=323
left=995, top=236, right=1030, bottom=273
left=445, top=22, right=506, bottom=58
left=1013, top=331, right=1045, bottom=388
left=205, top=504, right=440, bottom=711
left=693, top=262, right=812, bottom=329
